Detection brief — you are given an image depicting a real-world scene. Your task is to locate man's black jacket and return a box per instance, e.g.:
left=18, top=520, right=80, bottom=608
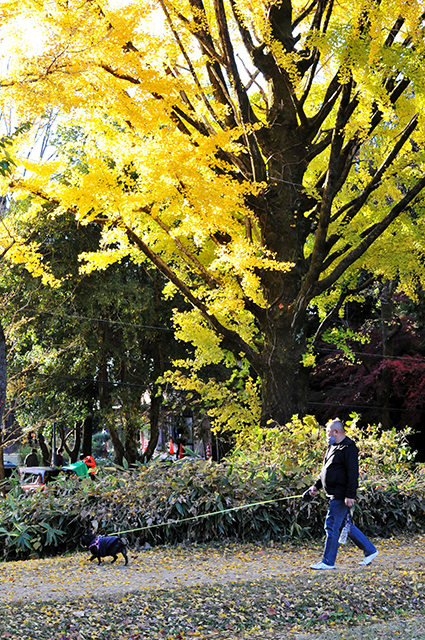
left=314, top=436, right=358, bottom=500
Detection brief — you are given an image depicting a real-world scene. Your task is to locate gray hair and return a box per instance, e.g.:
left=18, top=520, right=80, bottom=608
left=326, top=418, right=345, bottom=433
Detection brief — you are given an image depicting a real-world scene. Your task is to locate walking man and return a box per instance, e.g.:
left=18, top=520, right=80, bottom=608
left=308, top=418, right=379, bottom=570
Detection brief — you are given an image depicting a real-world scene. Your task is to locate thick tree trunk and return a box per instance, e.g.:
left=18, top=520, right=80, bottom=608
left=242, top=158, right=312, bottom=426
left=82, top=415, right=93, bottom=457
left=38, top=429, right=51, bottom=465
left=258, top=323, right=310, bottom=426
left=58, top=421, right=82, bottom=463
left=124, top=415, right=142, bottom=463
left=108, top=420, right=126, bottom=466
left=141, top=388, right=161, bottom=463
left=247, top=184, right=311, bottom=425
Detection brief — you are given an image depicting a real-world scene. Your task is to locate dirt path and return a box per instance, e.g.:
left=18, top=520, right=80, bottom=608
left=0, top=534, right=424, bottom=604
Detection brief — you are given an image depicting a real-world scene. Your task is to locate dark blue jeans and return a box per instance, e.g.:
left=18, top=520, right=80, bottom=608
left=323, top=499, right=377, bottom=566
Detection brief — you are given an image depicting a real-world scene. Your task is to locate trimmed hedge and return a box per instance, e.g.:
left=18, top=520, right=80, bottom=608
left=0, top=458, right=425, bottom=561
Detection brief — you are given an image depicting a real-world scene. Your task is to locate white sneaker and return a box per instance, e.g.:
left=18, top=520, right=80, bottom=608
left=359, top=550, right=379, bottom=565
left=310, top=561, right=335, bottom=570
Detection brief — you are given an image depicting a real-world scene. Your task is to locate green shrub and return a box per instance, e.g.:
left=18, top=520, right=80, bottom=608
left=229, top=413, right=417, bottom=479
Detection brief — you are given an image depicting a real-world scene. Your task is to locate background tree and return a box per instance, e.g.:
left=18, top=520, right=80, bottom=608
left=0, top=122, right=57, bottom=477
left=309, top=285, right=425, bottom=459
left=2, top=203, right=192, bottom=464
left=2, top=0, right=425, bottom=426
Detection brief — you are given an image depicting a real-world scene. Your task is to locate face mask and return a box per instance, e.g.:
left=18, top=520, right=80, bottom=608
left=327, top=435, right=336, bottom=445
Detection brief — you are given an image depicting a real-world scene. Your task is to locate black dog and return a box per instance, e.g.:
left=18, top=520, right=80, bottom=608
left=81, top=530, right=128, bottom=565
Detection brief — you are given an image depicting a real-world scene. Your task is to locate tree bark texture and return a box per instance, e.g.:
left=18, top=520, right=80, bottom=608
left=82, top=415, right=93, bottom=458
left=141, top=388, right=161, bottom=463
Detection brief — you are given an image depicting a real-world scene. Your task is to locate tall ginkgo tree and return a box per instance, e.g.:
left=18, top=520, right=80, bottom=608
left=1, top=0, right=425, bottom=425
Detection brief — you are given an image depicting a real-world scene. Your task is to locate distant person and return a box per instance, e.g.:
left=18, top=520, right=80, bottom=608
left=80, top=454, right=96, bottom=478
left=53, top=447, right=66, bottom=467
left=24, top=448, right=39, bottom=467
left=308, top=418, right=379, bottom=570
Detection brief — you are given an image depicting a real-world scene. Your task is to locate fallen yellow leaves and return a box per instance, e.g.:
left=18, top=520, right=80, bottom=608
left=0, top=534, right=424, bottom=638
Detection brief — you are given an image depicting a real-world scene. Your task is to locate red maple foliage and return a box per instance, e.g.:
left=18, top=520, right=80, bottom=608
left=309, top=316, right=425, bottom=432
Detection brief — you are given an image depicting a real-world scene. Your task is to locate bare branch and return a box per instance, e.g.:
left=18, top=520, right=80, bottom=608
left=229, top=0, right=256, bottom=55
left=384, top=16, right=405, bottom=46
left=159, top=0, right=224, bottom=129
left=236, top=54, right=269, bottom=116
left=0, top=239, right=16, bottom=261
left=213, top=0, right=266, bottom=181
left=292, top=0, right=319, bottom=30
left=165, top=0, right=227, bottom=65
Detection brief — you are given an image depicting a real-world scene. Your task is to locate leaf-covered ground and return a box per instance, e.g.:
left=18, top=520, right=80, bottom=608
left=0, top=534, right=424, bottom=639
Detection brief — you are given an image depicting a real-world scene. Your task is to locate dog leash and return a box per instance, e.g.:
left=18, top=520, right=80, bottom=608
left=110, top=493, right=304, bottom=536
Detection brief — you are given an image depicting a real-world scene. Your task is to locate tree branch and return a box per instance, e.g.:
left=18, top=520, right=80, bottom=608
left=305, top=74, right=342, bottom=148
left=99, top=63, right=211, bottom=138
left=184, top=0, right=238, bottom=129
left=159, top=0, right=224, bottom=129
left=316, top=113, right=420, bottom=272
left=0, top=239, right=16, bottom=261
left=292, top=0, right=319, bottom=30
left=213, top=0, right=266, bottom=182
left=123, top=223, right=261, bottom=365
left=171, top=0, right=227, bottom=65
left=268, top=0, right=295, bottom=52
left=312, top=275, right=376, bottom=345
left=313, top=174, right=425, bottom=297
left=139, top=206, right=225, bottom=292
left=229, top=0, right=256, bottom=55
left=384, top=16, right=405, bottom=46
left=306, top=80, right=353, bottom=279
left=330, top=113, right=419, bottom=225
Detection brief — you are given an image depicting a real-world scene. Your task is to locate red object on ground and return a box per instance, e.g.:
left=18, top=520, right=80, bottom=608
left=83, top=456, right=96, bottom=475
left=179, top=444, right=184, bottom=459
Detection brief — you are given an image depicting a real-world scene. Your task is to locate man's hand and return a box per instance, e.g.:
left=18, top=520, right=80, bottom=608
left=302, top=486, right=317, bottom=502
left=309, top=486, right=318, bottom=496
left=345, top=498, right=355, bottom=507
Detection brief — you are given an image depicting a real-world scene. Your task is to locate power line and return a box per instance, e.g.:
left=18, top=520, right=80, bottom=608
left=308, top=400, right=425, bottom=414
left=25, top=310, right=174, bottom=332
left=18, top=372, right=425, bottom=414
left=316, top=346, right=425, bottom=364
left=21, top=312, right=425, bottom=363
left=20, top=371, right=152, bottom=390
